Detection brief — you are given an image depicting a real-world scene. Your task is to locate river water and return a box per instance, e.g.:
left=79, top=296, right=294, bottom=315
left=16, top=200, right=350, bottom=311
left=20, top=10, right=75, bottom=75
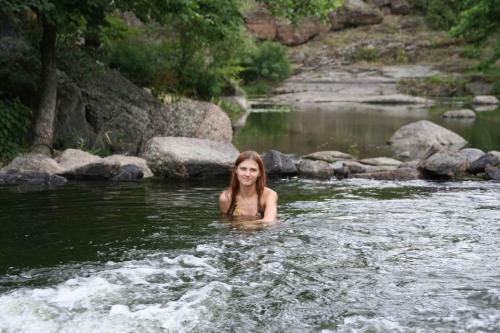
left=1, top=178, right=499, bottom=332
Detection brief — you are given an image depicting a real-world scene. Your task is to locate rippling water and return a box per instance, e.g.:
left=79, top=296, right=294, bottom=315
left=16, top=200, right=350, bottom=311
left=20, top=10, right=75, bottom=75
left=1, top=179, right=499, bottom=332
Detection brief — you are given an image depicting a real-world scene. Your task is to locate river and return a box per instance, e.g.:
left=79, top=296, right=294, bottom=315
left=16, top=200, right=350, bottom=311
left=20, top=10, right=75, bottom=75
left=1, top=177, right=499, bottom=332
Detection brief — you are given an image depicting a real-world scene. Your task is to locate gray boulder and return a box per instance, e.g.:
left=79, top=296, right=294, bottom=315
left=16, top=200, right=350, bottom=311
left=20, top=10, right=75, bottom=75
left=103, top=155, right=153, bottom=178
left=458, top=148, right=485, bottom=167
left=303, top=150, right=354, bottom=162
left=0, top=170, right=67, bottom=187
left=469, top=151, right=500, bottom=174
left=473, top=96, right=499, bottom=105
left=352, top=168, right=422, bottom=180
left=419, top=150, right=467, bottom=178
left=1, top=154, right=64, bottom=175
left=297, top=159, right=334, bottom=179
left=388, top=120, right=468, bottom=160
left=331, top=161, right=350, bottom=179
left=112, top=164, right=144, bottom=182
left=442, top=109, right=476, bottom=119
left=329, top=0, right=383, bottom=31
left=56, top=149, right=101, bottom=171
left=342, top=160, right=371, bottom=174
left=359, top=157, right=401, bottom=166
left=390, top=0, right=410, bottom=14
left=142, top=137, right=239, bottom=179
left=262, top=150, right=298, bottom=176
left=485, top=165, right=500, bottom=181
left=56, top=70, right=232, bottom=155
left=60, top=161, right=122, bottom=180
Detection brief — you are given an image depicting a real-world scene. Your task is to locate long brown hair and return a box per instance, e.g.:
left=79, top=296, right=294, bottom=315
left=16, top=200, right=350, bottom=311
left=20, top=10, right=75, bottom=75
left=226, top=151, right=266, bottom=216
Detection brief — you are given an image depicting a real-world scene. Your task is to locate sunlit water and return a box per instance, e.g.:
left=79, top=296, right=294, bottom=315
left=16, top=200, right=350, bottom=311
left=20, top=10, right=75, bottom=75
left=1, top=179, right=499, bottom=332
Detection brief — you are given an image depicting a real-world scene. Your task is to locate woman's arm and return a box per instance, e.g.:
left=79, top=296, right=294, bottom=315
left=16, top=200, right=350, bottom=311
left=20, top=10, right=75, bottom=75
left=262, top=189, right=278, bottom=222
left=219, top=190, right=230, bottom=215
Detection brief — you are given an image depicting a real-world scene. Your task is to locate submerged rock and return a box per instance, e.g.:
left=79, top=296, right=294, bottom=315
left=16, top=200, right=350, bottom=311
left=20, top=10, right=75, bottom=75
left=388, top=120, right=467, bottom=160
left=485, top=164, right=500, bottom=181
left=262, top=150, right=298, bottom=176
left=60, top=161, right=122, bottom=180
left=442, top=109, right=476, bottom=119
left=142, top=137, right=239, bottom=179
left=468, top=151, right=500, bottom=174
left=112, top=164, right=144, bottom=182
left=0, top=170, right=67, bottom=187
left=473, top=96, right=499, bottom=105
left=352, top=168, right=421, bottom=180
left=303, top=150, right=354, bottom=162
left=297, top=159, right=334, bottom=179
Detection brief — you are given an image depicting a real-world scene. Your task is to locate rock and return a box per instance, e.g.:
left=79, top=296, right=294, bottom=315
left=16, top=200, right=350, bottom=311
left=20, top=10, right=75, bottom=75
left=142, top=137, right=239, bottom=179
left=359, top=157, right=401, bottom=166
left=468, top=151, right=500, bottom=174
left=358, top=94, right=430, bottom=104
left=329, top=0, right=383, bottom=31
left=390, top=0, right=410, bottom=15
left=244, top=4, right=277, bottom=40
left=442, top=109, right=476, bottom=119
left=276, top=17, right=328, bottom=46
left=1, top=154, right=64, bottom=175
left=388, top=120, right=468, bottom=160
left=474, top=105, right=498, bottom=112
left=473, top=96, right=499, bottom=105
left=332, top=161, right=350, bottom=179
left=112, top=164, right=144, bottom=182
left=60, top=161, right=122, bottom=180
left=418, top=150, right=467, bottom=178
left=458, top=148, right=485, bottom=167
left=485, top=164, right=500, bottom=181
left=56, top=69, right=232, bottom=155
left=262, top=150, right=298, bottom=176
left=398, top=160, right=420, bottom=168
left=303, top=150, right=354, bottom=162
left=103, top=155, right=153, bottom=178
left=352, top=168, right=422, bottom=180
left=297, top=159, right=334, bottom=179
left=56, top=149, right=101, bottom=171
left=342, top=160, right=370, bottom=174
left=0, top=170, right=67, bottom=187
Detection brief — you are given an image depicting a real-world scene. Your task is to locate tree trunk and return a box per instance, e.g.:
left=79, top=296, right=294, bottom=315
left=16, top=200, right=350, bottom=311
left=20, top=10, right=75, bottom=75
left=31, top=18, right=57, bottom=156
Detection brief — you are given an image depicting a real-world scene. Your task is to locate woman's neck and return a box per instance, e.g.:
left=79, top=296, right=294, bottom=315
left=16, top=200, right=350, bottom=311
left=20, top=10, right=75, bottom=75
left=239, top=184, right=257, bottom=198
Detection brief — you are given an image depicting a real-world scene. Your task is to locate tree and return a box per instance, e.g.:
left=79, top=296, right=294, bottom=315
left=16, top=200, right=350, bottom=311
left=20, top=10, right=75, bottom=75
left=1, top=0, right=341, bottom=157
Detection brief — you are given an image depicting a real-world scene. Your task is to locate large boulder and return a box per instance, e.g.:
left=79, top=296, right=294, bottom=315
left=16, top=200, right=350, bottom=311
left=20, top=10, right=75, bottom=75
left=262, top=150, right=298, bottom=176
left=60, top=161, right=122, bottom=180
left=297, top=159, right=334, bottom=179
left=142, top=137, right=239, bottom=179
left=473, top=96, right=499, bottom=105
left=0, top=170, right=67, bottom=187
left=329, top=0, right=383, bottom=31
left=352, top=168, right=422, bottom=180
left=144, top=100, right=233, bottom=147
left=458, top=148, right=485, bottom=168
left=388, top=120, right=468, bottom=160
left=303, top=150, right=354, bottom=162
left=56, top=149, right=101, bottom=171
left=56, top=69, right=232, bottom=155
left=1, top=154, right=64, bottom=175
left=468, top=151, right=500, bottom=174
left=418, top=150, right=467, bottom=178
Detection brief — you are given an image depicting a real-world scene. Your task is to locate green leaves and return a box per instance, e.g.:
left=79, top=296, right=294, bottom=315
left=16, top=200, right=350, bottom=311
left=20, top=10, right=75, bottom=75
left=0, top=99, right=32, bottom=163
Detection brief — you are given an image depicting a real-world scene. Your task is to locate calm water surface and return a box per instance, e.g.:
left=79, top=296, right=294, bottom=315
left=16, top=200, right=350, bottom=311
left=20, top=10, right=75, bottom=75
left=234, top=104, right=500, bottom=157
left=1, top=179, right=499, bottom=332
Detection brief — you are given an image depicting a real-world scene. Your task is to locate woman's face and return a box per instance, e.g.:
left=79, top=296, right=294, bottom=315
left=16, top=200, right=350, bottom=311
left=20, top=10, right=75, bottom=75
left=236, top=159, right=260, bottom=187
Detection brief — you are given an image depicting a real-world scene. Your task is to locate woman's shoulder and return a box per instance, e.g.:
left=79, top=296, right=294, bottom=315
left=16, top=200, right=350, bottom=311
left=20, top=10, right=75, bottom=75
left=219, top=189, right=231, bottom=202
left=263, top=187, right=277, bottom=199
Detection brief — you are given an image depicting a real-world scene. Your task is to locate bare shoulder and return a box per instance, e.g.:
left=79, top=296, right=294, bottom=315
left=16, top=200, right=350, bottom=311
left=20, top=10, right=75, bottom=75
left=263, top=187, right=278, bottom=200
left=219, top=189, right=231, bottom=213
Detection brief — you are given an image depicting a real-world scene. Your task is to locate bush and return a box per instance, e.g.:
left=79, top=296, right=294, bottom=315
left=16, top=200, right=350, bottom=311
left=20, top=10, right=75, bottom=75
left=0, top=99, right=32, bottom=163
left=409, top=0, right=463, bottom=31
left=240, top=41, right=292, bottom=84
left=353, top=46, right=380, bottom=62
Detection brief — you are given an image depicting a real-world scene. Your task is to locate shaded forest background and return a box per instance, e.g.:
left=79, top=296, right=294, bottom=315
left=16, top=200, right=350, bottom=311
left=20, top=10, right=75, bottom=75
left=0, top=0, right=499, bottom=164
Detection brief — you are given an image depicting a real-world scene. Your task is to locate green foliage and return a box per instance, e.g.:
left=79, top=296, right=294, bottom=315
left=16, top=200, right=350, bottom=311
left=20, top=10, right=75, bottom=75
left=353, top=46, right=380, bottom=62
left=409, top=0, right=464, bottom=30
left=0, top=99, right=32, bottom=163
left=397, top=75, right=470, bottom=97
left=240, top=41, right=292, bottom=84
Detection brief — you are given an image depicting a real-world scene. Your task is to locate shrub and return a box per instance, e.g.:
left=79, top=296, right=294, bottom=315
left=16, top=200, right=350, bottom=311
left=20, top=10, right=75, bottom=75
left=0, top=99, right=32, bottom=163
left=353, top=46, right=380, bottom=62
left=240, top=41, right=292, bottom=84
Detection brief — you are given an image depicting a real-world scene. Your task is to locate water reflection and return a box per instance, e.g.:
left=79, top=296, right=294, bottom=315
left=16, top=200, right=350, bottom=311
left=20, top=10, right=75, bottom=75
left=234, top=103, right=500, bottom=157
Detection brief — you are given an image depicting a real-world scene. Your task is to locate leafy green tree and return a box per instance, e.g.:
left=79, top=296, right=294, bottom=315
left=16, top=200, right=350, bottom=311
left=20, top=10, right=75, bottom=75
left=1, top=0, right=341, bottom=157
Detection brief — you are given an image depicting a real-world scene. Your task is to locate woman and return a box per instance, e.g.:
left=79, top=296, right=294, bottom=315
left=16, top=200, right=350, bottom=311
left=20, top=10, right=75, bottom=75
left=219, top=151, right=278, bottom=223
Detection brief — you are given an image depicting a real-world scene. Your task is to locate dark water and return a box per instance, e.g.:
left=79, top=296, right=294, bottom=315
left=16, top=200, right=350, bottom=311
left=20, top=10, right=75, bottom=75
left=234, top=104, right=500, bottom=157
left=1, top=179, right=499, bottom=332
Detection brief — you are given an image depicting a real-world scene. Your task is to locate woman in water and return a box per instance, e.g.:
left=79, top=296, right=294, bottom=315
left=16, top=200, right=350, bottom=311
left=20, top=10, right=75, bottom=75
left=219, top=151, right=278, bottom=224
